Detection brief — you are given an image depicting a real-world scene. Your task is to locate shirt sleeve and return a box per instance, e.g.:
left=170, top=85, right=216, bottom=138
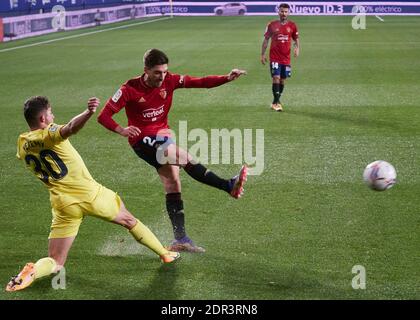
left=182, top=75, right=230, bottom=89
left=105, top=85, right=130, bottom=113
left=171, top=73, right=184, bottom=90
left=171, top=73, right=229, bottom=89
left=97, top=105, right=120, bottom=132
left=264, top=22, right=272, bottom=39
left=97, top=85, right=130, bottom=132
left=46, top=123, right=66, bottom=145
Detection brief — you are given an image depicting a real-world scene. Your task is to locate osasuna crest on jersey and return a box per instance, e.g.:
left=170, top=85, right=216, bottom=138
left=160, top=89, right=167, bottom=99
left=179, top=75, right=185, bottom=85
left=112, top=89, right=122, bottom=103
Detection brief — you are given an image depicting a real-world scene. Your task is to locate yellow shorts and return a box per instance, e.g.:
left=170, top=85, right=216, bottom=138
left=49, top=186, right=121, bottom=239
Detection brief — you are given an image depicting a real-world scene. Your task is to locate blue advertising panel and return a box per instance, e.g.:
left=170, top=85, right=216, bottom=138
left=146, top=1, right=420, bottom=16
left=2, top=1, right=419, bottom=42
left=2, top=1, right=420, bottom=13
left=0, top=0, right=158, bottom=15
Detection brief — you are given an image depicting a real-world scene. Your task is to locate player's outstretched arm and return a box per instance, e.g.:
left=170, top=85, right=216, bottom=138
left=60, top=97, right=99, bottom=139
left=182, top=70, right=247, bottom=89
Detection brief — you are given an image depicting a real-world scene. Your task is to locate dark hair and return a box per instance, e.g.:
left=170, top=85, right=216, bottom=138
left=23, top=96, right=50, bottom=127
left=143, top=48, right=169, bottom=69
left=279, top=3, right=290, bottom=9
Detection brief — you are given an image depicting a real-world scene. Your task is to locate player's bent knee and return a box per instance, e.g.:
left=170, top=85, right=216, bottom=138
left=114, top=211, right=137, bottom=229
left=164, top=179, right=181, bottom=193
left=169, top=177, right=181, bottom=187
left=125, top=214, right=138, bottom=229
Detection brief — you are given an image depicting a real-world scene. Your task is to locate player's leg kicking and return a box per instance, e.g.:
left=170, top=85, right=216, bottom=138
left=6, top=190, right=179, bottom=292
left=159, top=143, right=247, bottom=199
left=156, top=143, right=247, bottom=253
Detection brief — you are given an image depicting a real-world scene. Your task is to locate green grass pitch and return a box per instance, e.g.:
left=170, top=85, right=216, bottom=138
left=0, top=16, right=419, bottom=300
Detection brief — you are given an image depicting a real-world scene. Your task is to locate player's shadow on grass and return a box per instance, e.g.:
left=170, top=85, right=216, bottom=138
left=72, top=255, right=180, bottom=300
left=212, top=255, right=354, bottom=299
left=140, top=263, right=180, bottom=300
left=286, top=108, right=401, bottom=130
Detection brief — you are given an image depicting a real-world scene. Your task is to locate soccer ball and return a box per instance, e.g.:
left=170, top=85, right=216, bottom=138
left=363, top=160, right=397, bottom=191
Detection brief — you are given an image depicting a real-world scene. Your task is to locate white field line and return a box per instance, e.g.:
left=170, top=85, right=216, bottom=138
left=0, top=17, right=171, bottom=53
left=375, top=15, right=385, bottom=22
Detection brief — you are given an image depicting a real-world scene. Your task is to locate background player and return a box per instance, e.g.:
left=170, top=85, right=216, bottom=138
left=97, top=48, right=248, bottom=254
left=261, top=3, right=299, bottom=112
left=6, top=96, right=179, bottom=292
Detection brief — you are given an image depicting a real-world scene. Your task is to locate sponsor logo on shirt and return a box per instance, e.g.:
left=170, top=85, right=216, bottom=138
left=112, top=89, right=122, bottom=103
left=142, top=105, right=165, bottom=122
left=277, top=34, right=289, bottom=42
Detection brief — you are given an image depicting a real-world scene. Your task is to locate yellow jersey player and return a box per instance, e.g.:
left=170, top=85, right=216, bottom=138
left=6, top=96, right=180, bottom=292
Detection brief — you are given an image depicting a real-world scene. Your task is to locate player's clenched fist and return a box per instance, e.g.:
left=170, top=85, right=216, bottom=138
left=87, top=97, right=100, bottom=113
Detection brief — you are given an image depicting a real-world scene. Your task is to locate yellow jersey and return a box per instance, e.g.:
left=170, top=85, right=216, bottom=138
left=17, top=123, right=101, bottom=209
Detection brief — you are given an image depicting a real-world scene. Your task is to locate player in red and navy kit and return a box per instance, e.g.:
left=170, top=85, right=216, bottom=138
left=261, top=3, right=299, bottom=112
left=97, top=49, right=247, bottom=253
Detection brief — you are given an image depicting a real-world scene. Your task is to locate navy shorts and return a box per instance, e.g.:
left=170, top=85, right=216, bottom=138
left=270, top=62, right=291, bottom=79
left=132, top=135, right=175, bottom=170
